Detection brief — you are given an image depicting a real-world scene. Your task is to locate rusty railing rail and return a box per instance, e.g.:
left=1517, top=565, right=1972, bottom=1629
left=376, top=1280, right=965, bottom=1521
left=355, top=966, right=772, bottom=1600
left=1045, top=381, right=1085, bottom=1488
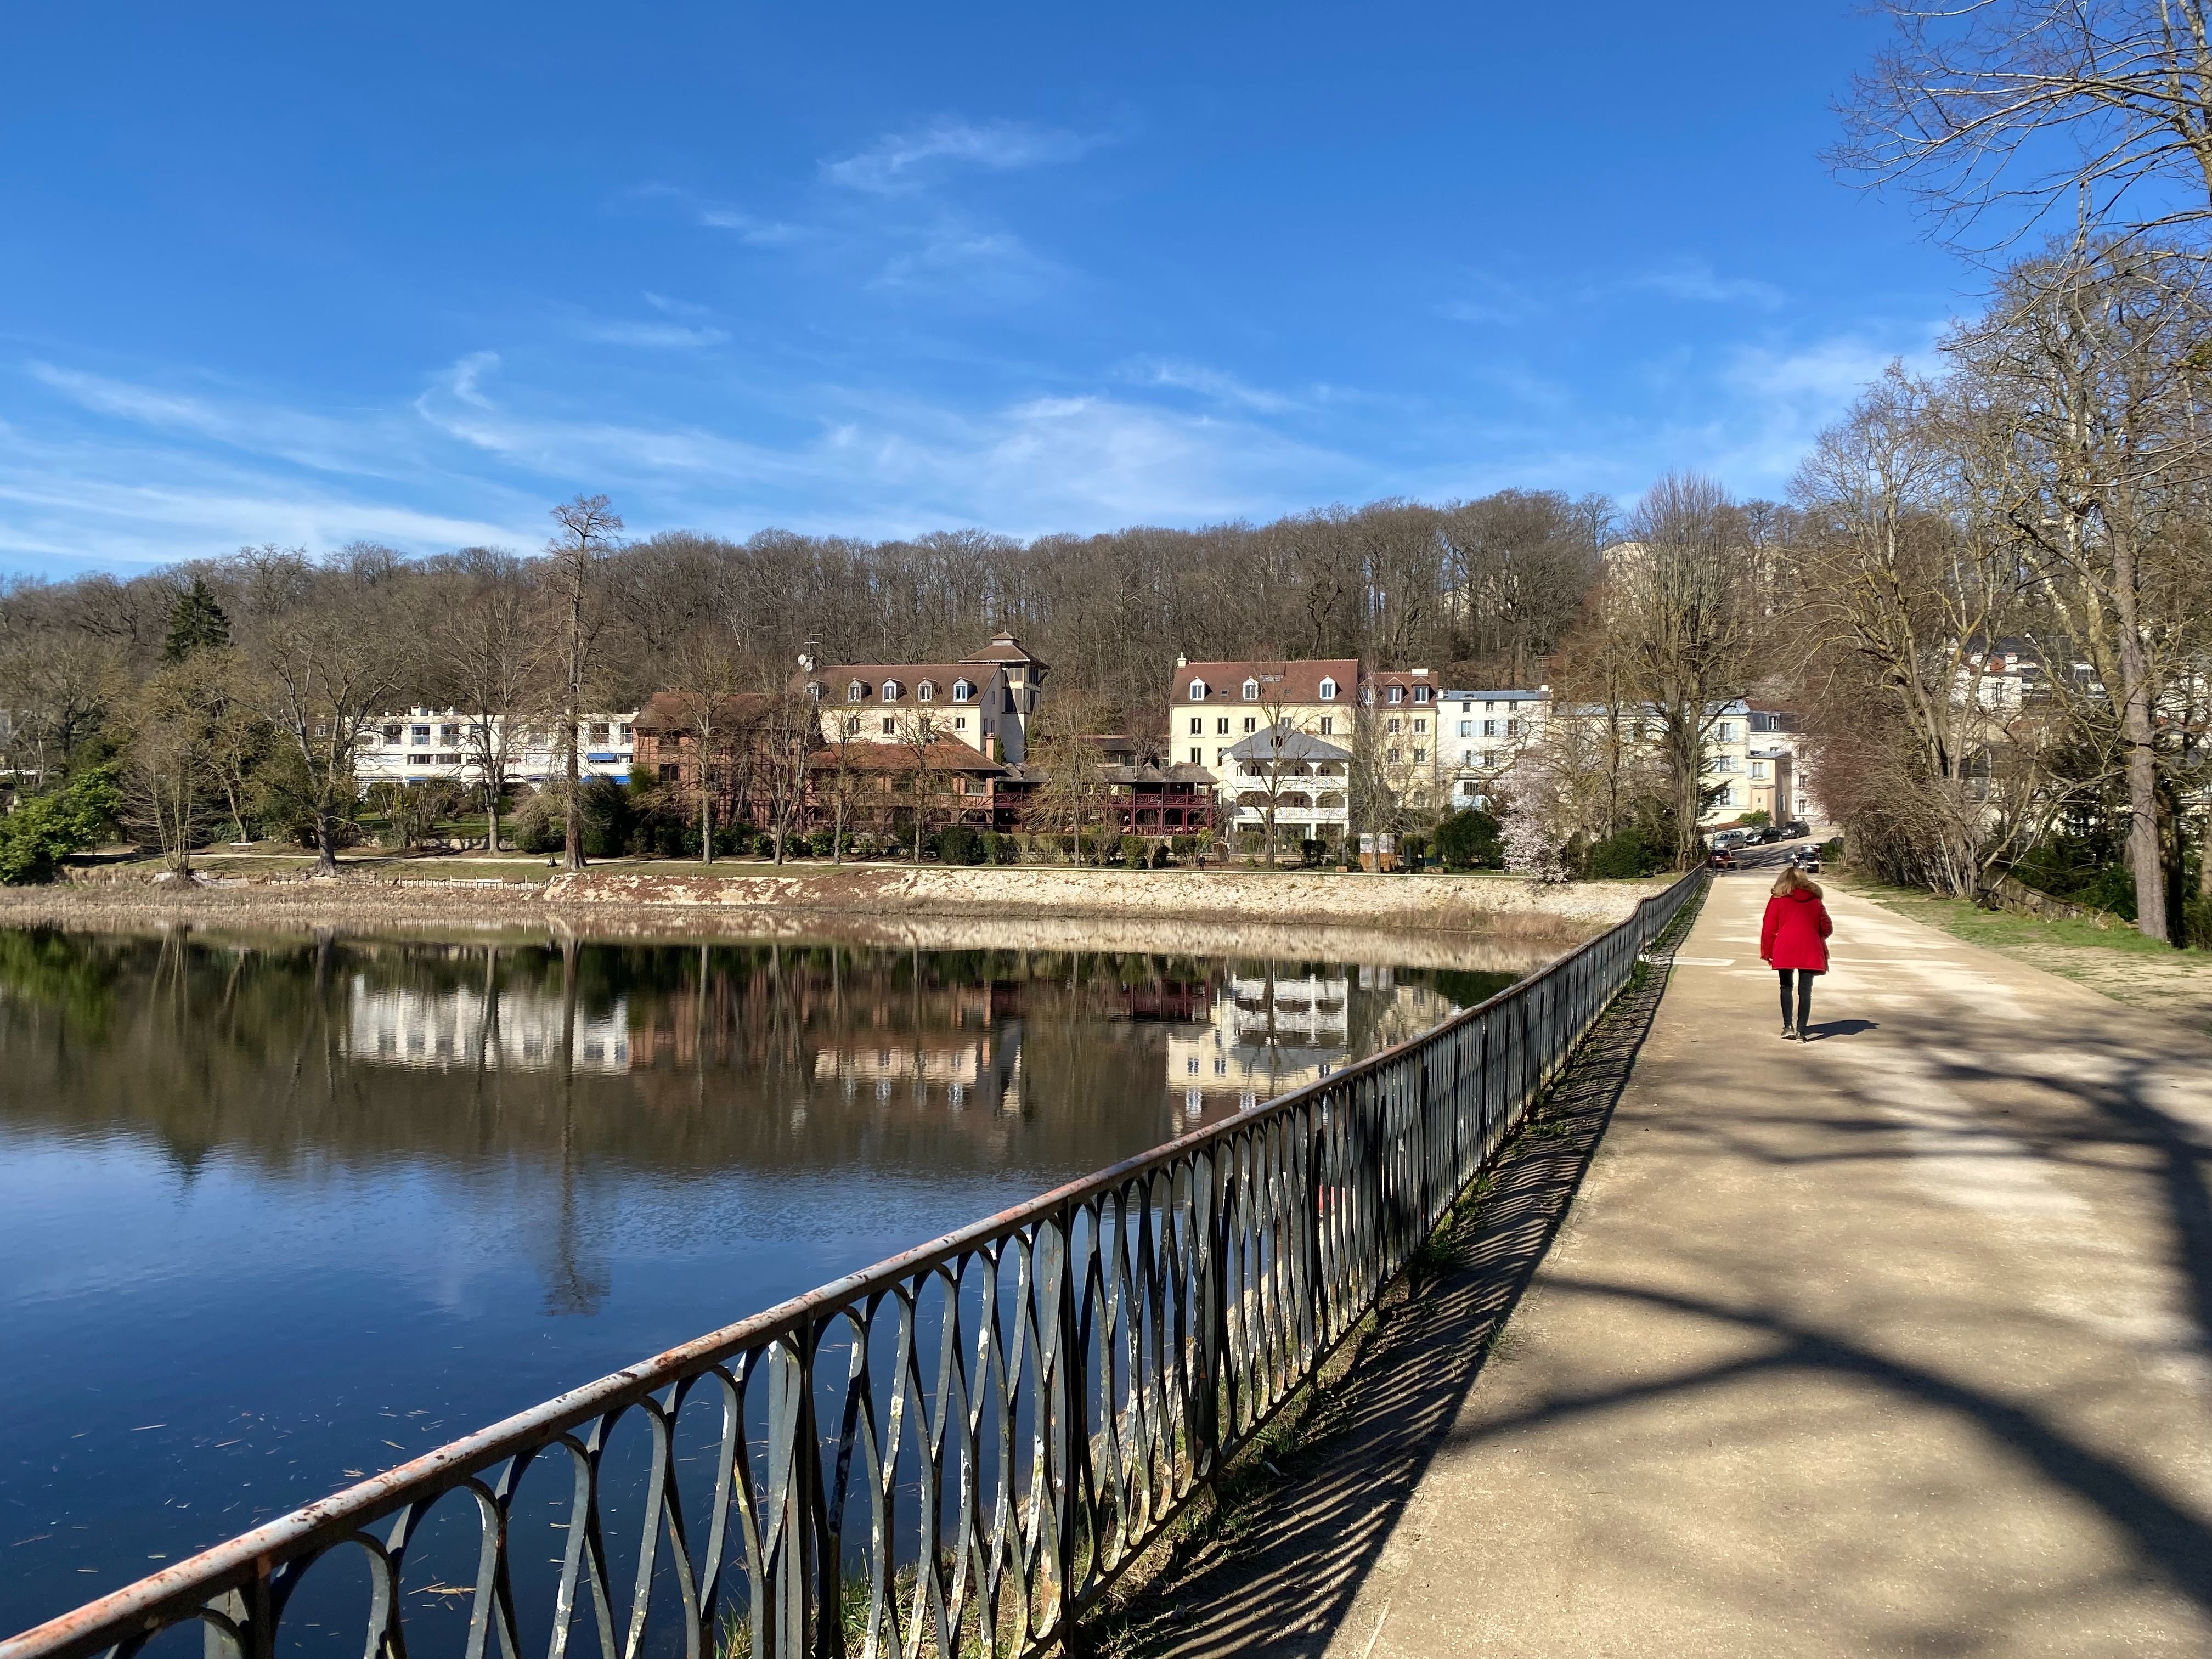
left=4, top=869, right=1703, bottom=1659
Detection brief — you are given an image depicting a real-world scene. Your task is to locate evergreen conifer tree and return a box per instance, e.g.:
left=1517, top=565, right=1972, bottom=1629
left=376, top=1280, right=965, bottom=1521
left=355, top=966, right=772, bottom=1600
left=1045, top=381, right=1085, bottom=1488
left=162, top=576, right=232, bottom=663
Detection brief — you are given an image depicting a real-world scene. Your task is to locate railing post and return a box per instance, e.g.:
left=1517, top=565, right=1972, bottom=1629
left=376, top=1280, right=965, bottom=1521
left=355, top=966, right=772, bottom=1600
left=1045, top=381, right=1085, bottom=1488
left=1052, top=1207, right=1081, bottom=1651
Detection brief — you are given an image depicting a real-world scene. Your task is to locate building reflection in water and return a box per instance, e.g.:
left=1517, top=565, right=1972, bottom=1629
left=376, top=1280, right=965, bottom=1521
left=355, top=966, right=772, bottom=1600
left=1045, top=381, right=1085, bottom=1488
left=1161, top=966, right=1451, bottom=1123
left=345, top=976, right=634, bottom=1073
left=320, top=947, right=1480, bottom=1133
left=0, top=924, right=1535, bottom=1633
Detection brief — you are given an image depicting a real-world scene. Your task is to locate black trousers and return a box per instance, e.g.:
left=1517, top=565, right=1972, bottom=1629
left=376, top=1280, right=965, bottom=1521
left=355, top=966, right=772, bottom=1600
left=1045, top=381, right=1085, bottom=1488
left=1777, top=969, right=1815, bottom=1030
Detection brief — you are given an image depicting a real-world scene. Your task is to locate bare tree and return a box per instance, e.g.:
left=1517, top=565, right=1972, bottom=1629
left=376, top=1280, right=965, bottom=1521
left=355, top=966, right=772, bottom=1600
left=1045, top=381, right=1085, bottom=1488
left=665, top=627, right=757, bottom=865
left=544, top=495, right=623, bottom=872
left=1949, top=245, right=2212, bottom=936
left=1606, top=476, right=1762, bottom=868
left=1788, top=365, right=2037, bottom=895
left=893, top=711, right=949, bottom=864
left=1837, top=1, right=2212, bottom=252
left=256, top=560, right=414, bottom=876
left=1027, top=689, right=1109, bottom=863
left=759, top=683, right=816, bottom=864
left=123, top=662, right=218, bottom=872
left=438, top=547, right=540, bottom=853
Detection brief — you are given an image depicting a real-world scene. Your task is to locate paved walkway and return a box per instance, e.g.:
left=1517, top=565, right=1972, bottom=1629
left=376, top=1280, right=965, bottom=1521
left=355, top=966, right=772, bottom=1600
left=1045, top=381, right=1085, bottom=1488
left=1323, top=872, right=2212, bottom=1656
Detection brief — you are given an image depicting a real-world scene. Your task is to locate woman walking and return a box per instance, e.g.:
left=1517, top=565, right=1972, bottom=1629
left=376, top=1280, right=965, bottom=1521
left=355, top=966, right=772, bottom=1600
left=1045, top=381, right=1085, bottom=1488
left=1760, top=866, right=1832, bottom=1040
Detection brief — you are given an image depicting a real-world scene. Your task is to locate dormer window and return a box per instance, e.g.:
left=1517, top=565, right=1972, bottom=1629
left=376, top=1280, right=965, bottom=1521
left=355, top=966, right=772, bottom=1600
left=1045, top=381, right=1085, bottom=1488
left=1318, top=677, right=1338, bottom=701
left=882, top=680, right=902, bottom=702
left=847, top=680, right=866, bottom=703
left=1188, top=678, right=1206, bottom=702
left=917, top=680, right=935, bottom=703
left=1387, top=685, right=1404, bottom=704
left=953, top=679, right=972, bottom=702
left=806, top=682, right=823, bottom=700
left=1414, top=686, right=1431, bottom=704
left=1242, top=678, right=1259, bottom=701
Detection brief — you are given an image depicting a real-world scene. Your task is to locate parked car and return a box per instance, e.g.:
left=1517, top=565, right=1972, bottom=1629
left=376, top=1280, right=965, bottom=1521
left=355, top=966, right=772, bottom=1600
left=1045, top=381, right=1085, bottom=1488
left=1708, top=847, right=1739, bottom=872
left=1792, top=848, right=1822, bottom=874
left=1757, top=825, right=1786, bottom=844
left=1783, top=820, right=1809, bottom=840
left=1709, top=829, right=1749, bottom=851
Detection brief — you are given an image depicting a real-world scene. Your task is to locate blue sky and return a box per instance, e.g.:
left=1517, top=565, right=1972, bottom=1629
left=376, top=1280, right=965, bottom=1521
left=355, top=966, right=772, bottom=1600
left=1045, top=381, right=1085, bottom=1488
left=0, top=2, right=1962, bottom=575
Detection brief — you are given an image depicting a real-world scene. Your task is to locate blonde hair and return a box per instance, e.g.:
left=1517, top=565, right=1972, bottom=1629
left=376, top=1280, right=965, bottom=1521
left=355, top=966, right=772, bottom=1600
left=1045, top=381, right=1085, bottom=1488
left=1772, top=866, right=1822, bottom=898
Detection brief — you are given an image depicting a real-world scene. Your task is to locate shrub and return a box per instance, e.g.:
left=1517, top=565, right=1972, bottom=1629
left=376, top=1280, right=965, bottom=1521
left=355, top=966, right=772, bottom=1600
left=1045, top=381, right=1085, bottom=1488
left=1432, top=808, right=1503, bottom=871
left=1741, top=808, right=1771, bottom=829
left=937, top=825, right=985, bottom=865
left=1583, top=826, right=1669, bottom=879
left=1118, top=833, right=1146, bottom=867
left=0, top=769, right=122, bottom=884
left=1299, top=838, right=1325, bottom=867
left=579, top=777, right=639, bottom=859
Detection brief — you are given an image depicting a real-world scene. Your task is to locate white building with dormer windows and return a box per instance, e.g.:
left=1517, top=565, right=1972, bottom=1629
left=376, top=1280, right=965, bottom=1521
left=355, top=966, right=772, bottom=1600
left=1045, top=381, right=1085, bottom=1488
left=797, top=631, right=1047, bottom=764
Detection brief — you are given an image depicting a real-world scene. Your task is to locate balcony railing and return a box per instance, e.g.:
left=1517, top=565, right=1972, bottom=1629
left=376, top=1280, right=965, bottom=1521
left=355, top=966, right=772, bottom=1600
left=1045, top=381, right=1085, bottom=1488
left=3, top=870, right=1704, bottom=1659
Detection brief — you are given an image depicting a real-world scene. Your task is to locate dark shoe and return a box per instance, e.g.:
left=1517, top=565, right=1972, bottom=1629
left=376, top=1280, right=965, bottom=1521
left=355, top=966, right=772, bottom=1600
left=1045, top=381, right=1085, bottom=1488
left=1780, top=1024, right=1795, bottom=1039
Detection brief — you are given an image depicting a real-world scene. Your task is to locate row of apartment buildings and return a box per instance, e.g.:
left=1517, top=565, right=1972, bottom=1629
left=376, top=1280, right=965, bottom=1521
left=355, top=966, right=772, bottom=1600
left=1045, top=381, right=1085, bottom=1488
left=1167, top=656, right=1814, bottom=836
left=350, top=632, right=1815, bottom=842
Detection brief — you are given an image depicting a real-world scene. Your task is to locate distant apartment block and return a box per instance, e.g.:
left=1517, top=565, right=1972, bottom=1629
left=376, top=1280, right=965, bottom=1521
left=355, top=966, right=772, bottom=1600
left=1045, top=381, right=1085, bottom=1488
left=353, top=709, right=637, bottom=788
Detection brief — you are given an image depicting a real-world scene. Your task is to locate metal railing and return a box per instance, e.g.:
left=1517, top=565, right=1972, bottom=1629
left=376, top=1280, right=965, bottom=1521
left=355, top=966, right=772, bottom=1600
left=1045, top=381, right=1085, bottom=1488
left=4, top=870, right=1704, bottom=1659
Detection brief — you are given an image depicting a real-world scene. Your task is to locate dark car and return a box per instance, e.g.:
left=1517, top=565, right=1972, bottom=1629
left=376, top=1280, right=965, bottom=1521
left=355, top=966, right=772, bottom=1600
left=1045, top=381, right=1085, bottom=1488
left=1792, top=848, right=1822, bottom=874
left=1783, top=820, right=1809, bottom=840
left=1708, top=847, right=1739, bottom=872
left=1757, top=825, right=1786, bottom=844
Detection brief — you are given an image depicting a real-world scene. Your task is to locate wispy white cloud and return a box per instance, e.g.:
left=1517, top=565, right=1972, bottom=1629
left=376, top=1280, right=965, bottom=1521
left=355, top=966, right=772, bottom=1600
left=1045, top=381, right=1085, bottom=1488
left=823, top=117, right=1101, bottom=193
left=627, top=184, right=802, bottom=245
left=1122, top=357, right=1307, bottom=414
left=29, top=363, right=228, bottom=435
left=409, top=351, right=1353, bottom=532
left=0, top=425, right=532, bottom=572
left=1437, top=273, right=1545, bottom=327
left=870, top=218, right=1063, bottom=296
left=694, top=205, right=805, bottom=245
left=576, top=318, right=731, bottom=349
left=1626, top=259, right=1786, bottom=309
left=27, top=359, right=432, bottom=480
left=643, top=292, right=713, bottom=319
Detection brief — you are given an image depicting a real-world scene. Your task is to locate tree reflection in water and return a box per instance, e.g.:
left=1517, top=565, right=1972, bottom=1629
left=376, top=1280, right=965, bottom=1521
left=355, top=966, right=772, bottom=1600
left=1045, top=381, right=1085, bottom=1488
left=0, top=922, right=1539, bottom=1632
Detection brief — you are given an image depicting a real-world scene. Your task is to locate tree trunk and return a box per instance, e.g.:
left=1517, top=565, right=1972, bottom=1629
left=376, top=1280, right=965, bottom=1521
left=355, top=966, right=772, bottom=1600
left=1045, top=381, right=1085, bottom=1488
left=315, top=808, right=338, bottom=877
left=700, top=748, right=715, bottom=866
left=2111, top=537, right=2169, bottom=943
left=563, top=715, right=584, bottom=871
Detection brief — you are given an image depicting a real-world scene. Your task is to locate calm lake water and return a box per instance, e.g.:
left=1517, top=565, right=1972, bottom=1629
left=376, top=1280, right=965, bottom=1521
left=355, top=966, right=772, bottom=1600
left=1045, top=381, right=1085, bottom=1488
left=0, top=923, right=1541, bottom=1635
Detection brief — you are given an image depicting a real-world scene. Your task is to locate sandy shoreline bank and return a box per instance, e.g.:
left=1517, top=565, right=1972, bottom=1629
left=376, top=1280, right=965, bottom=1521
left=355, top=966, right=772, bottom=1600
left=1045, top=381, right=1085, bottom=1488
left=1, top=865, right=1662, bottom=967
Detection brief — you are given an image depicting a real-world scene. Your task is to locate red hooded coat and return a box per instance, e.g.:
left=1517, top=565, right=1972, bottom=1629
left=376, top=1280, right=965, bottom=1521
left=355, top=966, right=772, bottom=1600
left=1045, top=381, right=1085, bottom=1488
left=1760, top=887, right=1833, bottom=973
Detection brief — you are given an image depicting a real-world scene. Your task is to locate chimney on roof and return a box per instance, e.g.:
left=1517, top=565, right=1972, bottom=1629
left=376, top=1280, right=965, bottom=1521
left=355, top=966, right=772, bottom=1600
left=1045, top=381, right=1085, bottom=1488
left=1176, top=652, right=1187, bottom=669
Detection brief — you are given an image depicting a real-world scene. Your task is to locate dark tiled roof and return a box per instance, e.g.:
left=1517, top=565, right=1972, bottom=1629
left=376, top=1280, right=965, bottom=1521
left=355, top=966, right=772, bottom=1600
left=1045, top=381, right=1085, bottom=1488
left=959, top=631, right=1046, bottom=667
left=800, top=664, right=996, bottom=703
left=1173, top=659, right=1359, bottom=705
left=812, top=739, right=1005, bottom=774
left=633, top=691, right=775, bottom=733
left=1226, top=725, right=1353, bottom=763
